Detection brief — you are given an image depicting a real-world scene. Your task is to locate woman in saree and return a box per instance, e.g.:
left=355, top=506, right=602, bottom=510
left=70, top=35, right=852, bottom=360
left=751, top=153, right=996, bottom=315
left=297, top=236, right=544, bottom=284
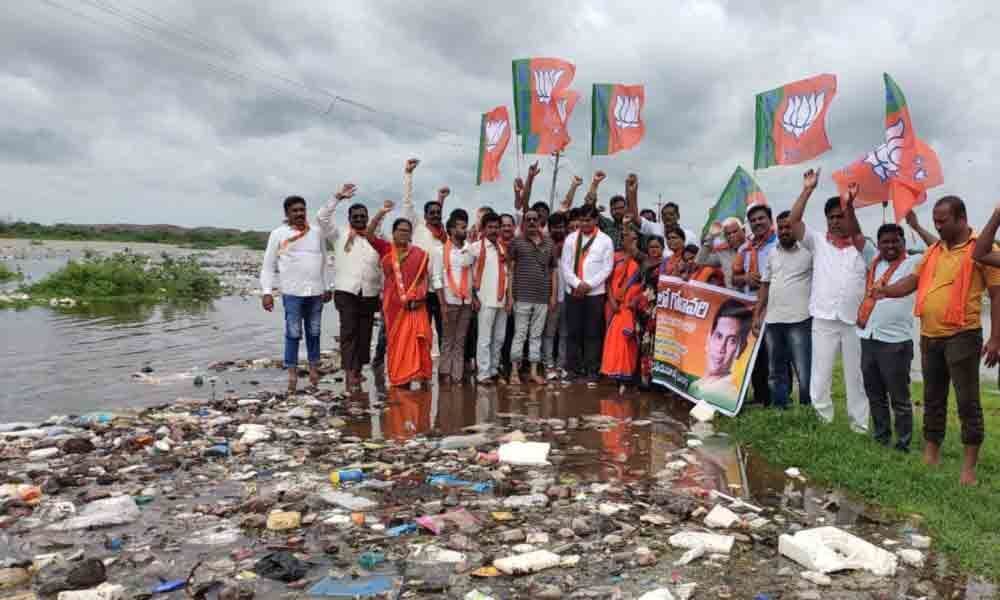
left=600, top=228, right=645, bottom=391
left=638, top=236, right=665, bottom=389
left=381, top=218, right=433, bottom=388
left=660, top=227, right=687, bottom=277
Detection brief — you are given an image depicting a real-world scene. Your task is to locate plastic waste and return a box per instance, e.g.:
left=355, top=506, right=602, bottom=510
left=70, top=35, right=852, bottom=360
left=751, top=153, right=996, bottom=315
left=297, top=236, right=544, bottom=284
left=307, top=574, right=399, bottom=597
left=56, top=583, right=126, bottom=600
left=254, top=551, right=307, bottom=582
left=329, top=469, right=365, bottom=486
left=437, top=434, right=490, bottom=450
left=426, top=475, right=492, bottom=493
left=47, top=496, right=141, bottom=531
left=638, top=589, right=677, bottom=600
left=494, top=550, right=561, bottom=575
left=416, top=509, right=481, bottom=535
left=204, top=443, right=229, bottom=458
left=497, top=441, right=551, bottom=466
left=778, top=526, right=897, bottom=576
left=357, top=551, right=385, bottom=570
left=151, top=579, right=186, bottom=594
left=386, top=523, right=418, bottom=537
left=319, top=490, right=378, bottom=511
left=668, top=531, right=734, bottom=554
left=502, top=494, right=549, bottom=509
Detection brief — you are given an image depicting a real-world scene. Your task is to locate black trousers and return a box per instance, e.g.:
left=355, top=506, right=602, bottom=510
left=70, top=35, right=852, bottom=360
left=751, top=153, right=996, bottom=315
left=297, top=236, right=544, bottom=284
left=750, top=337, right=771, bottom=406
left=333, top=292, right=379, bottom=373
left=861, top=338, right=913, bottom=451
left=565, top=294, right=606, bottom=376
left=426, top=293, right=443, bottom=351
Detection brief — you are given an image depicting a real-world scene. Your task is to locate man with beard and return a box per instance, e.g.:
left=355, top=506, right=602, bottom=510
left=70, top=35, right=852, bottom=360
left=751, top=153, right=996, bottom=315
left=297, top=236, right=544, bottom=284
left=695, top=217, right=746, bottom=289
left=260, top=195, right=334, bottom=394
left=582, top=171, right=630, bottom=251
left=432, top=209, right=476, bottom=385
left=401, top=158, right=450, bottom=354
left=732, top=203, right=777, bottom=406
left=788, top=169, right=873, bottom=433
left=561, top=204, right=615, bottom=382
left=855, top=223, right=919, bottom=452
left=877, top=196, right=1000, bottom=485
left=542, top=212, right=569, bottom=379
left=468, top=213, right=511, bottom=384
left=752, top=210, right=814, bottom=409
left=317, top=186, right=390, bottom=393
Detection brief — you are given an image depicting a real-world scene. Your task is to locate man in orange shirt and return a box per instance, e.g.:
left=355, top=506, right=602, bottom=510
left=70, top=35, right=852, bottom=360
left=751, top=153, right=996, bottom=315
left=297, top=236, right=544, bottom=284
left=876, top=196, right=1000, bottom=486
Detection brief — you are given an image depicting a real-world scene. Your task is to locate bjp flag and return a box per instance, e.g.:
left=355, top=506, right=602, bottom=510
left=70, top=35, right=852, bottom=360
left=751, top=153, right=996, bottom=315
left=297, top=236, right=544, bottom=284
left=475, top=106, right=511, bottom=185
left=832, top=73, right=943, bottom=222
left=592, top=83, right=645, bottom=155
left=512, top=57, right=577, bottom=154
left=754, top=74, right=837, bottom=168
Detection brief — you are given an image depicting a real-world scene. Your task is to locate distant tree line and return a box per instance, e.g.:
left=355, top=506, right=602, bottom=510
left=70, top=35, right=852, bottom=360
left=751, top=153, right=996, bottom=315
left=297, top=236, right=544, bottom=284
left=0, top=221, right=268, bottom=250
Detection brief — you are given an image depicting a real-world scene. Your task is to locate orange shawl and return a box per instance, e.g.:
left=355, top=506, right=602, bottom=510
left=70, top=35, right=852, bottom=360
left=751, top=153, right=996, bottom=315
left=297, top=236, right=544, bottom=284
left=857, top=256, right=905, bottom=329
left=474, top=239, right=506, bottom=302
left=278, top=222, right=310, bottom=255
left=443, top=239, right=470, bottom=302
left=914, top=238, right=975, bottom=328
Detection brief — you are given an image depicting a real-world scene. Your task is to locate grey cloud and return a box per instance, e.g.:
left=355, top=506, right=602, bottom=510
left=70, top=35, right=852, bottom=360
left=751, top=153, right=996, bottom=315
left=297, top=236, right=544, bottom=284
left=0, top=128, right=85, bottom=164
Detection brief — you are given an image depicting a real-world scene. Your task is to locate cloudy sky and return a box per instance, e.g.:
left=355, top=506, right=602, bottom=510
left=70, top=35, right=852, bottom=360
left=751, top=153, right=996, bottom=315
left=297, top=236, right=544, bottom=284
left=2, top=1, right=998, bottom=236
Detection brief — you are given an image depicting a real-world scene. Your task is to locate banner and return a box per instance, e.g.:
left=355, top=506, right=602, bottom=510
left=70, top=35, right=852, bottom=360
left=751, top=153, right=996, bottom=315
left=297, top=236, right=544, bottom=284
left=651, top=276, right=763, bottom=416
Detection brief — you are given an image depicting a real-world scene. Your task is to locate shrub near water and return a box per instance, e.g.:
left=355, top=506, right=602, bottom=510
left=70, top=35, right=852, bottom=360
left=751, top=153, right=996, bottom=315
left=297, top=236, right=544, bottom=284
left=25, top=253, right=221, bottom=300
left=0, top=262, right=20, bottom=282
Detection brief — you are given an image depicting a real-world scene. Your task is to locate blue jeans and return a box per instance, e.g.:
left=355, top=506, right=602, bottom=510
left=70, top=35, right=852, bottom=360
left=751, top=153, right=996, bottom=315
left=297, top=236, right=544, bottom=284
left=764, top=318, right=812, bottom=408
left=282, top=295, right=324, bottom=369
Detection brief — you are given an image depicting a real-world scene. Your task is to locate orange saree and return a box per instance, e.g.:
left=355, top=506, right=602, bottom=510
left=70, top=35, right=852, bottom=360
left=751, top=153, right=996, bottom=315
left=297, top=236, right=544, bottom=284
left=381, top=245, right=433, bottom=386
left=600, top=255, right=643, bottom=380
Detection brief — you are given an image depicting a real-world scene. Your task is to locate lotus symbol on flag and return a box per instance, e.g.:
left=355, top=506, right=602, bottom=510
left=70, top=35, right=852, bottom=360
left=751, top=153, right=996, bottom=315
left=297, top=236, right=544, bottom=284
left=781, top=91, right=825, bottom=139
left=863, top=119, right=905, bottom=182
left=614, top=95, right=641, bottom=129
left=534, top=69, right=564, bottom=104
left=485, top=119, right=507, bottom=153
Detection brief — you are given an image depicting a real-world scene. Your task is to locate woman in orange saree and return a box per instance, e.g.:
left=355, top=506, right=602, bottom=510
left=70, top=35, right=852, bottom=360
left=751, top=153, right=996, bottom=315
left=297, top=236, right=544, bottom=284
left=601, top=229, right=644, bottom=388
left=381, top=218, right=433, bottom=388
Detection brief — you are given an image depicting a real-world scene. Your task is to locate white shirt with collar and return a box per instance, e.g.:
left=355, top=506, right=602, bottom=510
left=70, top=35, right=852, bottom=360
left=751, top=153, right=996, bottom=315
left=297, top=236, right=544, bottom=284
left=316, top=201, right=383, bottom=297
left=856, top=255, right=919, bottom=343
left=560, top=229, right=614, bottom=296
left=259, top=223, right=328, bottom=297
left=401, top=171, right=446, bottom=291
left=638, top=217, right=698, bottom=257
left=432, top=241, right=476, bottom=306
left=800, top=226, right=875, bottom=325
left=761, top=241, right=813, bottom=324
left=466, top=238, right=508, bottom=309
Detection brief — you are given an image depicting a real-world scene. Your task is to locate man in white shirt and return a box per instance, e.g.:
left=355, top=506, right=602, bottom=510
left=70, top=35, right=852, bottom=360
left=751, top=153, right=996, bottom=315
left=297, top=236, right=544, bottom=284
left=733, top=204, right=778, bottom=406
left=560, top=204, right=614, bottom=381
left=432, top=209, right=476, bottom=385
left=316, top=184, right=387, bottom=393
left=788, top=170, right=874, bottom=432
left=856, top=223, right=919, bottom=451
left=401, top=158, right=450, bottom=354
left=637, top=200, right=698, bottom=257
left=468, top=212, right=510, bottom=384
left=752, top=210, right=814, bottom=409
left=260, top=195, right=332, bottom=393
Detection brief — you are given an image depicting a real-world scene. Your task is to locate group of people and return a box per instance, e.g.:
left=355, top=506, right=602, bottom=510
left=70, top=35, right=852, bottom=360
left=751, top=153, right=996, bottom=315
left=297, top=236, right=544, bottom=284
left=260, top=160, right=999, bottom=486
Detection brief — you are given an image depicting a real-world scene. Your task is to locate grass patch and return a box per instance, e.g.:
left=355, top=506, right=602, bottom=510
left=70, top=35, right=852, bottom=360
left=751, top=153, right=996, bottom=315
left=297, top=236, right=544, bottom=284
left=723, top=363, right=1000, bottom=577
left=0, top=221, right=267, bottom=250
left=23, top=252, right=222, bottom=301
left=0, top=262, right=20, bottom=282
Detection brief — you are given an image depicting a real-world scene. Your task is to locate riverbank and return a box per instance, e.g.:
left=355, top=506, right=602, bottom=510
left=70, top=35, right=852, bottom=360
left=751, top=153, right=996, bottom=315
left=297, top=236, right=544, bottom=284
left=724, top=375, right=1000, bottom=577
left=0, top=221, right=267, bottom=250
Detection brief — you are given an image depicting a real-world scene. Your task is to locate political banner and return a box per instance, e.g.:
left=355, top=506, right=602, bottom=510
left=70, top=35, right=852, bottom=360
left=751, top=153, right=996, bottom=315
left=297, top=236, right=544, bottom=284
left=651, top=276, right=763, bottom=416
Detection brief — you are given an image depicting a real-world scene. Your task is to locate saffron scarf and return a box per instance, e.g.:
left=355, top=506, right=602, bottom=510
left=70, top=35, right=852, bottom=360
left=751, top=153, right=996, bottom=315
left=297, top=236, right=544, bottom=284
left=732, top=230, right=776, bottom=279
left=574, top=231, right=597, bottom=279
left=443, top=239, right=470, bottom=301
left=474, top=239, right=506, bottom=302
left=856, top=256, right=905, bottom=329
left=914, top=237, right=976, bottom=327
left=390, top=244, right=428, bottom=302
left=278, top=222, right=310, bottom=255
left=426, top=222, right=448, bottom=244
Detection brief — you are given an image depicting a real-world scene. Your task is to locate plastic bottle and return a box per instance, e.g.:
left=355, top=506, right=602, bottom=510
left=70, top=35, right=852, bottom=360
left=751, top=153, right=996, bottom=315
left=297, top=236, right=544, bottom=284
left=329, top=469, right=365, bottom=486
left=358, top=551, right=385, bottom=570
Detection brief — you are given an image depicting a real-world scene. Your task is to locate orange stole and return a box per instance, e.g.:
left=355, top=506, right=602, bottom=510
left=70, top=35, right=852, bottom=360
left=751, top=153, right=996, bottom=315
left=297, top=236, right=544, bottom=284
left=381, top=245, right=433, bottom=386
left=601, top=257, right=642, bottom=379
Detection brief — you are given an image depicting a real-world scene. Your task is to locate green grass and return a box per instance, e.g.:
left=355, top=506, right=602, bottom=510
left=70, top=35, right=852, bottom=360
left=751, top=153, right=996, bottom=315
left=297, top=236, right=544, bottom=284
left=0, top=262, right=20, bottom=282
left=0, top=221, right=267, bottom=250
left=23, top=252, right=222, bottom=301
left=723, top=363, right=1000, bottom=578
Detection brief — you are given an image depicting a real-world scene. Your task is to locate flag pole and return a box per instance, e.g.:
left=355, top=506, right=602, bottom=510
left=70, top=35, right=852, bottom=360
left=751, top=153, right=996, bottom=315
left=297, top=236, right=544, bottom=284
left=548, top=151, right=561, bottom=211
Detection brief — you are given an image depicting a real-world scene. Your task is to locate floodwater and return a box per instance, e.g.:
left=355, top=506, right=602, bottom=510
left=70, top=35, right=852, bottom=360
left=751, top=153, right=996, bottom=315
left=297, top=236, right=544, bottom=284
left=1, top=240, right=997, bottom=595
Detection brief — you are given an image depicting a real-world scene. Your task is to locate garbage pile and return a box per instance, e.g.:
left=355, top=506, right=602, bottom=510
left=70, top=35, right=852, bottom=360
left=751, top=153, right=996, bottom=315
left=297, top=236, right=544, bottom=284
left=0, top=382, right=946, bottom=599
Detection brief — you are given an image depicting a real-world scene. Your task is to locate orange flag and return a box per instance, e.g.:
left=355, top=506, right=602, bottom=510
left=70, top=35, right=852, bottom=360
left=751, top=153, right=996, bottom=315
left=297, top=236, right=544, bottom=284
left=475, top=106, right=511, bottom=185
left=832, top=74, right=942, bottom=222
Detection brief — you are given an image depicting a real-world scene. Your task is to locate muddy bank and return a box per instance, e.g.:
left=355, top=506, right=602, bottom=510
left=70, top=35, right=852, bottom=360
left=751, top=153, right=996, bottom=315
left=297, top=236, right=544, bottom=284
left=0, top=359, right=992, bottom=599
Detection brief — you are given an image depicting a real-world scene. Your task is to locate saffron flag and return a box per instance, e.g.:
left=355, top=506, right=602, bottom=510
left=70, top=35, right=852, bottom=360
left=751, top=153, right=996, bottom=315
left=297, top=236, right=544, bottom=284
left=832, top=73, right=943, bottom=222
left=754, top=74, right=837, bottom=169
left=701, top=166, right=767, bottom=238
left=475, top=106, right=511, bottom=185
left=591, top=84, right=645, bottom=155
left=512, top=57, right=577, bottom=154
